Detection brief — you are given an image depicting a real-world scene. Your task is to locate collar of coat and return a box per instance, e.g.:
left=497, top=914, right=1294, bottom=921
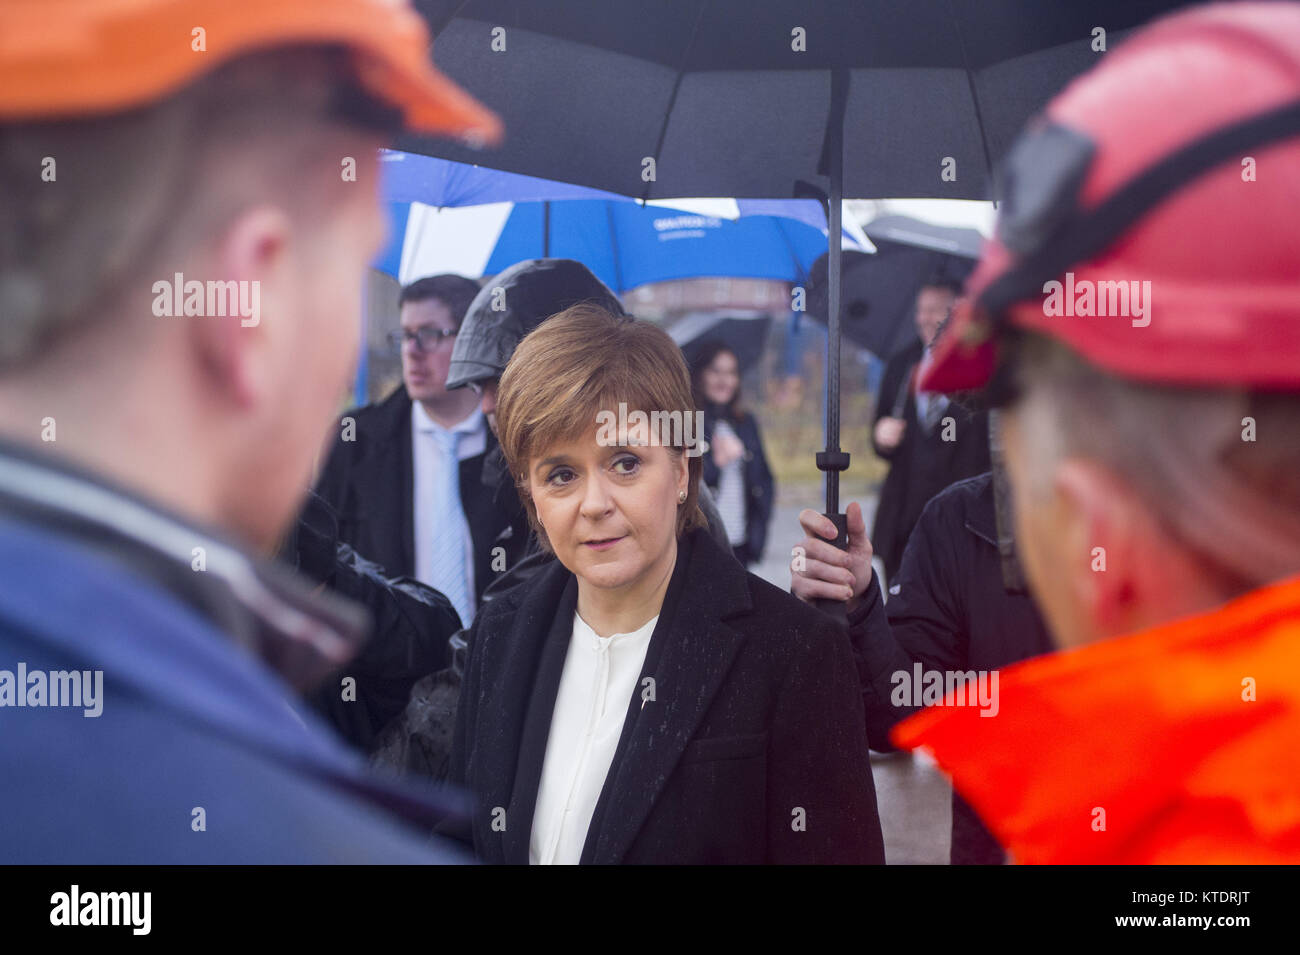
left=0, top=437, right=368, bottom=692
left=466, top=526, right=753, bottom=864
left=892, top=572, right=1300, bottom=863
left=0, top=438, right=472, bottom=832
left=941, top=471, right=1032, bottom=597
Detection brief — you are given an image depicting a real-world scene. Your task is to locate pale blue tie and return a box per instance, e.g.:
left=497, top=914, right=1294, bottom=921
left=427, top=427, right=474, bottom=628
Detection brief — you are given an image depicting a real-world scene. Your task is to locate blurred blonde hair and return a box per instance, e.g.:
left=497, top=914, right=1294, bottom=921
left=1005, top=329, right=1300, bottom=597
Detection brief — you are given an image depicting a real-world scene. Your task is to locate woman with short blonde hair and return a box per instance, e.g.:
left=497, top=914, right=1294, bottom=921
left=496, top=303, right=709, bottom=550
left=447, top=303, right=884, bottom=864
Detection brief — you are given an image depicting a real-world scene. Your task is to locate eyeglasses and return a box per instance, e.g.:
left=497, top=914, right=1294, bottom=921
left=387, top=327, right=458, bottom=352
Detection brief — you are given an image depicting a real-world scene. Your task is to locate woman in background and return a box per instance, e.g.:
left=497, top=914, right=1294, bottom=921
left=691, top=342, right=774, bottom=568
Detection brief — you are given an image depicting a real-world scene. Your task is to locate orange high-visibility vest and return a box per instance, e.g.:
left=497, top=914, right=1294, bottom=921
left=892, top=575, right=1300, bottom=863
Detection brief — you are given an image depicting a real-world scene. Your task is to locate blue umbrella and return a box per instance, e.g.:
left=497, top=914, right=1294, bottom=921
left=383, top=199, right=867, bottom=291
left=373, top=151, right=870, bottom=289
left=361, top=152, right=869, bottom=401
left=380, top=147, right=628, bottom=206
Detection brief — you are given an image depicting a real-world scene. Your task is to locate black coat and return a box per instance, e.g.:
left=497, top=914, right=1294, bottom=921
left=369, top=480, right=744, bottom=781
left=283, top=493, right=462, bottom=754
left=701, top=408, right=775, bottom=564
left=871, top=339, right=991, bottom=583
left=312, top=386, right=530, bottom=605
left=848, top=472, right=1054, bottom=864
left=445, top=526, right=885, bottom=864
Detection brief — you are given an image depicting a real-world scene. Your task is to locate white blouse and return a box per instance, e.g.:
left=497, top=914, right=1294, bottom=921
left=528, top=610, right=658, bottom=865
left=711, top=419, right=748, bottom=547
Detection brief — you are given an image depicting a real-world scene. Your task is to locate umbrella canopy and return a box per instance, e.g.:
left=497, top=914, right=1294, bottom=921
left=669, top=312, right=773, bottom=374
left=379, top=148, right=872, bottom=231
left=807, top=215, right=982, bottom=358
left=374, top=151, right=872, bottom=284
left=400, top=0, right=1195, bottom=572
left=380, top=197, right=868, bottom=290
left=863, top=214, right=985, bottom=258
left=405, top=0, right=1193, bottom=200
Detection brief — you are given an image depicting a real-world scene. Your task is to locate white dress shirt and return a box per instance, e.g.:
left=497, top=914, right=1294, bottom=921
left=411, top=402, right=486, bottom=625
left=916, top=390, right=950, bottom=434
left=529, top=610, right=658, bottom=865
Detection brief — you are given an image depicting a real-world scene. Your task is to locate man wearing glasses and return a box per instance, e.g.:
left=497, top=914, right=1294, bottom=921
left=316, top=274, right=511, bottom=632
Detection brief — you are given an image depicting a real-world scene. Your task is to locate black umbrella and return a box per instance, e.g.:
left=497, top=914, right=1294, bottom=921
left=668, top=312, right=773, bottom=375
left=807, top=215, right=982, bottom=359
left=409, top=1, right=1193, bottom=200
left=864, top=214, right=985, bottom=259
left=403, top=0, right=1198, bottom=573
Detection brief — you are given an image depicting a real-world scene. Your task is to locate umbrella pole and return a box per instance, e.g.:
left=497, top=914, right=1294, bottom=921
left=814, top=71, right=851, bottom=617
left=824, top=144, right=845, bottom=519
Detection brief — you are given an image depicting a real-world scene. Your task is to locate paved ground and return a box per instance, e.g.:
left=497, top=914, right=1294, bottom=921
left=750, top=481, right=952, bottom=864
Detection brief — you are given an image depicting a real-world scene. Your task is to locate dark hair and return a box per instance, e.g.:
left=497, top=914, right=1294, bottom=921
left=689, top=340, right=745, bottom=422
left=399, top=274, right=482, bottom=324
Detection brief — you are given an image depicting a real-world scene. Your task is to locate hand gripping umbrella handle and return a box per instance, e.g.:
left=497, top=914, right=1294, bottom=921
left=813, top=511, right=849, bottom=621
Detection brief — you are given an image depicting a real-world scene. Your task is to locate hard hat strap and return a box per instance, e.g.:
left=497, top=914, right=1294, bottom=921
left=981, top=98, right=1300, bottom=318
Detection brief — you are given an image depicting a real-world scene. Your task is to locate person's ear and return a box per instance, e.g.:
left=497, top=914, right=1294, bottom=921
left=190, top=205, right=291, bottom=411
left=1053, top=458, right=1147, bottom=636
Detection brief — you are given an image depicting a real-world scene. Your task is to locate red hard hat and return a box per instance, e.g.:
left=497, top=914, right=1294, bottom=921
left=923, top=2, right=1300, bottom=394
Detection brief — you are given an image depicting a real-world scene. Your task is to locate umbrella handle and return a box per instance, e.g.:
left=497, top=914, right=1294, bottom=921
left=812, top=511, right=849, bottom=621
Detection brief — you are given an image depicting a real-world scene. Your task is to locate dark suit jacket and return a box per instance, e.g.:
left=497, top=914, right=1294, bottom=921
left=446, top=527, right=886, bottom=864
left=284, top=492, right=462, bottom=754
left=871, top=339, right=991, bottom=582
left=312, top=386, right=527, bottom=608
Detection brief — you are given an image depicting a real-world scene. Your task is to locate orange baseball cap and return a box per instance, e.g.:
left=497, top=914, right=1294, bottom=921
left=0, top=0, right=502, bottom=145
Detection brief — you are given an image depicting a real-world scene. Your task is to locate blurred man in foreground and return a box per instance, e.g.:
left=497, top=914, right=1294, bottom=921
left=890, top=2, right=1300, bottom=862
left=0, top=0, right=500, bottom=861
